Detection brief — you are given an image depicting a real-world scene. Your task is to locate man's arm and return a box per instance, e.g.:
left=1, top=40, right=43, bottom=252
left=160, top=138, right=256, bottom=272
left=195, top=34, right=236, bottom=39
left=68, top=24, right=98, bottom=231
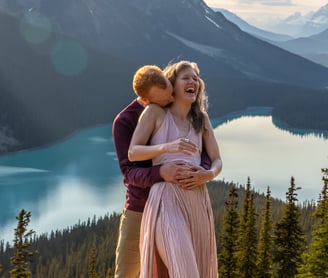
left=112, top=113, right=160, bottom=188
left=200, top=142, right=211, bottom=170
left=113, top=113, right=181, bottom=187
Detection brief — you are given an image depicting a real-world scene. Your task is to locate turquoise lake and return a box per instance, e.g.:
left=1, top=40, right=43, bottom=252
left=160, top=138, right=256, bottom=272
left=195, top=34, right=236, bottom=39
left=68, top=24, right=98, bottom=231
left=1, top=108, right=328, bottom=242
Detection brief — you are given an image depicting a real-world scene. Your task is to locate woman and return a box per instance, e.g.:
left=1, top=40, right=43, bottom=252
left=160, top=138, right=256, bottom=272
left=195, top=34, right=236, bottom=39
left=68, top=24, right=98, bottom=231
left=128, top=61, right=222, bottom=277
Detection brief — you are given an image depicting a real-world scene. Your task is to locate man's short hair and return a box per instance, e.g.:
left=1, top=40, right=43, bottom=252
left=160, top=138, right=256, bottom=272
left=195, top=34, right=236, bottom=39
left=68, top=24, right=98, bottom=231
left=133, top=65, right=168, bottom=98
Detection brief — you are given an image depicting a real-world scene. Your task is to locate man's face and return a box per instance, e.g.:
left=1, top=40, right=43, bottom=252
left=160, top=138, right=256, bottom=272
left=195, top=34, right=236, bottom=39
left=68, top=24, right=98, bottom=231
left=147, top=79, right=174, bottom=107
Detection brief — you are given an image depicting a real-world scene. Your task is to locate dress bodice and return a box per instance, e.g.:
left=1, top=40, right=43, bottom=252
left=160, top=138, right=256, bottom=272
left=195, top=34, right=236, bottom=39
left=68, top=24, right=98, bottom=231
left=150, top=109, right=202, bottom=166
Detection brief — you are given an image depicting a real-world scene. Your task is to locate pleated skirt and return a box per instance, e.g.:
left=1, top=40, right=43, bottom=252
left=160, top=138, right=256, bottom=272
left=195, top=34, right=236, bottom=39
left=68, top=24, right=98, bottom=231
left=139, top=182, right=218, bottom=278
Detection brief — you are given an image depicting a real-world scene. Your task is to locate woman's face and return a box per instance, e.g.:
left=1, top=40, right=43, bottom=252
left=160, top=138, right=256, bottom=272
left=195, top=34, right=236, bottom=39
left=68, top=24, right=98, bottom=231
left=173, top=67, right=200, bottom=104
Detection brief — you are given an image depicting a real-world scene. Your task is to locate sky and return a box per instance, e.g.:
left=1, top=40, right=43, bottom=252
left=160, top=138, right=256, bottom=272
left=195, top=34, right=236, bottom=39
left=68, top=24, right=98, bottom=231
left=204, top=0, right=328, bottom=29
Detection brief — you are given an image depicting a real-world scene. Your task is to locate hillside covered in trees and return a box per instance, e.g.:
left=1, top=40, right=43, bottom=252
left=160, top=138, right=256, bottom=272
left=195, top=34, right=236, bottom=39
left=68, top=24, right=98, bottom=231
left=0, top=169, right=328, bottom=277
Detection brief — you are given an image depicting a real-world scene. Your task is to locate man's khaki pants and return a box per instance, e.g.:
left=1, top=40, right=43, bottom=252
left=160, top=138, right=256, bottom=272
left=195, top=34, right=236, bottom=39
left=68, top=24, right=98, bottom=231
left=114, top=209, right=143, bottom=278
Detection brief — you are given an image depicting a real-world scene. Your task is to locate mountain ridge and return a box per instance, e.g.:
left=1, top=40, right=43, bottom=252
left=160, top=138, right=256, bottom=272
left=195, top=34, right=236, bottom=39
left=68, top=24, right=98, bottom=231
left=1, top=0, right=327, bottom=87
left=212, top=6, right=328, bottom=68
left=275, top=28, right=328, bottom=67
left=268, top=3, right=328, bottom=37
left=213, top=8, right=293, bottom=42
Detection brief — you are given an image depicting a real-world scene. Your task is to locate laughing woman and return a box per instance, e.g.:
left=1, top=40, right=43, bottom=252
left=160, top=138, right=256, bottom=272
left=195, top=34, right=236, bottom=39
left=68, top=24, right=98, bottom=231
left=128, top=61, right=222, bottom=277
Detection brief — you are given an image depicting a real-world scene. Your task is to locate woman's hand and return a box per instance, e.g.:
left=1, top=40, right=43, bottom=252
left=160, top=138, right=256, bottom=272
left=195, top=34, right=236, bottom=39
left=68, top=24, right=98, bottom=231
left=175, top=163, right=215, bottom=190
left=164, top=138, right=198, bottom=155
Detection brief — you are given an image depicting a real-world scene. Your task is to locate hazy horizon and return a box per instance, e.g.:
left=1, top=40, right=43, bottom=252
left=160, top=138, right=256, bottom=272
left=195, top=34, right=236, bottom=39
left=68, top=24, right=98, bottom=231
left=204, top=0, right=327, bottom=31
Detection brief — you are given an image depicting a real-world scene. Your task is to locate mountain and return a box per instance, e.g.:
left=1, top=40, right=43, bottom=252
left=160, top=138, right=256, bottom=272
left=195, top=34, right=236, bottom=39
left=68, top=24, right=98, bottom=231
left=1, top=0, right=327, bottom=86
left=275, top=28, right=328, bottom=68
left=301, top=4, right=328, bottom=37
left=1, top=0, right=328, bottom=153
left=270, top=11, right=314, bottom=37
left=213, top=8, right=293, bottom=42
left=211, top=7, right=328, bottom=68
left=270, top=4, right=328, bottom=37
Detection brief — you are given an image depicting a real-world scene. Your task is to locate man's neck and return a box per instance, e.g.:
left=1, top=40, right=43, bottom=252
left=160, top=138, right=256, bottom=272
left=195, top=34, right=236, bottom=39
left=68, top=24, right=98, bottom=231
left=137, top=97, right=148, bottom=107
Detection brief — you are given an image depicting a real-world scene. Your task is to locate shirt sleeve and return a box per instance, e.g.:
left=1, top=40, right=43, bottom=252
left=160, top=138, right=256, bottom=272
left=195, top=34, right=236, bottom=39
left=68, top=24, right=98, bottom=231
left=200, top=141, right=211, bottom=170
left=112, top=115, right=163, bottom=188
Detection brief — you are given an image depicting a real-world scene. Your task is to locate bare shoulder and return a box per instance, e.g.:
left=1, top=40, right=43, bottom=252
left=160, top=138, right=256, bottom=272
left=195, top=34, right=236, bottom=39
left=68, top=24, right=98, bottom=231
left=145, top=103, right=165, bottom=113
left=203, top=112, right=211, bottom=125
left=142, top=104, right=166, bottom=120
left=202, top=112, right=214, bottom=135
left=202, top=111, right=210, bottom=119
left=136, top=104, right=167, bottom=137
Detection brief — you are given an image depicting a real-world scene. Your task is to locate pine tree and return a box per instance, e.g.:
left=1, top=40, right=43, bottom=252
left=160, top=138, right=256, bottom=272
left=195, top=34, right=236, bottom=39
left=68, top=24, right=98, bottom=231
left=297, top=168, right=328, bottom=277
left=240, top=177, right=252, bottom=230
left=106, top=268, right=114, bottom=278
left=88, top=244, right=101, bottom=278
left=256, top=187, right=273, bottom=278
left=237, top=177, right=258, bottom=278
left=219, top=185, right=240, bottom=278
left=10, top=209, right=37, bottom=278
left=273, top=177, right=305, bottom=278
left=0, top=264, right=3, bottom=277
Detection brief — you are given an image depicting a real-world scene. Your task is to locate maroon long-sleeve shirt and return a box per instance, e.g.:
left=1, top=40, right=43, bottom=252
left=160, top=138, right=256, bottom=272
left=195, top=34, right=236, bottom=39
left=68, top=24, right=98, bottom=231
left=112, top=98, right=211, bottom=212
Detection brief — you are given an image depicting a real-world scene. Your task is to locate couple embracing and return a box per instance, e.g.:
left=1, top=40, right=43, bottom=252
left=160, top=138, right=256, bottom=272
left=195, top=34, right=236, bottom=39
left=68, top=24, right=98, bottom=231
left=112, top=60, right=222, bottom=278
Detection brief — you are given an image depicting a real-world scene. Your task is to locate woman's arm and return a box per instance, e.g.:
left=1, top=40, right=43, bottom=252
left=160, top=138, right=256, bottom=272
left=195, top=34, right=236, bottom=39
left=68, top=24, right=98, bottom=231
left=202, top=113, right=223, bottom=179
left=128, top=104, right=165, bottom=161
left=128, top=105, right=198, bottom=162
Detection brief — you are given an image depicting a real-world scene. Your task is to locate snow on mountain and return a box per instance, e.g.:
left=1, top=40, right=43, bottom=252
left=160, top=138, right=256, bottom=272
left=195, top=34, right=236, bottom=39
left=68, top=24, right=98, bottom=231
left=301, top=4, right=328, bottom=37
left=214, top=8, right=292, bottom=42
left=270, top=4, right=328, bottom=37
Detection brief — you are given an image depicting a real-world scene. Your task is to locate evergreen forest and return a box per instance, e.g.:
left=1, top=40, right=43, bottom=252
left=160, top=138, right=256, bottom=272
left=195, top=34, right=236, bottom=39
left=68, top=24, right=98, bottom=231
left=1, top=169, right=328, bottom=278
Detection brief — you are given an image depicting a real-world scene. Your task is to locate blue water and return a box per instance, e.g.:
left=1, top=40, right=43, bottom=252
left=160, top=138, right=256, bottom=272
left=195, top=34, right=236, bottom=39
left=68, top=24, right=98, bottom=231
left=0, top=125, right=124, bottom=243
left=1, top=109, right=328, bottom=243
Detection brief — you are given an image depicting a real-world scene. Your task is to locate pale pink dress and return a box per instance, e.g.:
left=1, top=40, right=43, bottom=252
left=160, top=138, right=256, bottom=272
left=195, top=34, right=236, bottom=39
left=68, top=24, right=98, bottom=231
left=139, top=109, right=218, bottom=278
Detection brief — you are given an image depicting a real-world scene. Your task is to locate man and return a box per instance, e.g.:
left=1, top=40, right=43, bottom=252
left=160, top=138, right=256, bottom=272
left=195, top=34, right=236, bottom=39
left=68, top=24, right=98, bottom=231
left=112, top=65, right=211, bottom=277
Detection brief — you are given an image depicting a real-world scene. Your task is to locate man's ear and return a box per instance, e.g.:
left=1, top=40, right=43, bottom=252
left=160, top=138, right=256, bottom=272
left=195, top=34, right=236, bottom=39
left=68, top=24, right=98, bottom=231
left=140, top=97, right=150, bottom=105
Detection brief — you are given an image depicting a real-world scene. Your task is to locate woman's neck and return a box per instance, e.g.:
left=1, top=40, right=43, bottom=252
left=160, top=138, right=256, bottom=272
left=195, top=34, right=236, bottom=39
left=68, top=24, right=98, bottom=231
left=170, top=102, right=190, bottom=120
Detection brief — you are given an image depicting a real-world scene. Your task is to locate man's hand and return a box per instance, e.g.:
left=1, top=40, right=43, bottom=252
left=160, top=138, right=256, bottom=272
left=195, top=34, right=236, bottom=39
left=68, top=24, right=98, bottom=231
left=159, top=161, right=192, bottom=184
left=176, top=164, right=214, bottom=190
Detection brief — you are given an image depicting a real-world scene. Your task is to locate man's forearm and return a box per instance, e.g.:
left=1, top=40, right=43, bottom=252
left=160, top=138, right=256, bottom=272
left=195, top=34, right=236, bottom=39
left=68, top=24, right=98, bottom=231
left=123, top=164, right=163, bottom=188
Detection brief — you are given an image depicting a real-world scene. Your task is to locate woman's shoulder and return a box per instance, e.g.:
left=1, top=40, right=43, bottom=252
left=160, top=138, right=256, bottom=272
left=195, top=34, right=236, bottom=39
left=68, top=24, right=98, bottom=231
left=202, top=111, right=209, bottom=119
left=202, top=111, right=213, bottom=131
left=138, top=104, right=167, bottom=128
left=144, top=103, right=167, bottom=116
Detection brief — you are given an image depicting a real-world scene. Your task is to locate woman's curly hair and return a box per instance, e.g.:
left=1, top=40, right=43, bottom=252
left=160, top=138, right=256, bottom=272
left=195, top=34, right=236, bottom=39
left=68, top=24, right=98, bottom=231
left=163, top=61, right=208, bottom=133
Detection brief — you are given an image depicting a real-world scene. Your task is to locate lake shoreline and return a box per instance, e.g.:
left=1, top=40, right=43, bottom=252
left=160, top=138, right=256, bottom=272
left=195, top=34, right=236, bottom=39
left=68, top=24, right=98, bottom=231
left=0, top=122, right=113, bottom=158
left=2, top=106, right=328, bottom=157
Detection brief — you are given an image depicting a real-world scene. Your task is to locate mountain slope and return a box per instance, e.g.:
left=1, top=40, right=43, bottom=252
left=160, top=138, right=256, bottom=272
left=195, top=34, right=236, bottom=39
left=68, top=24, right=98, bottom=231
left=301, top=4, right=328, bottom=37
left=1, top=0, right=328, bottom=87
left=275, top=28, right=328, bottom=67
left=1, top=0, right=328, bottom=153
left=213, top=8, right=293, bottom=42
left=210, top=6, right=328, bottom=68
